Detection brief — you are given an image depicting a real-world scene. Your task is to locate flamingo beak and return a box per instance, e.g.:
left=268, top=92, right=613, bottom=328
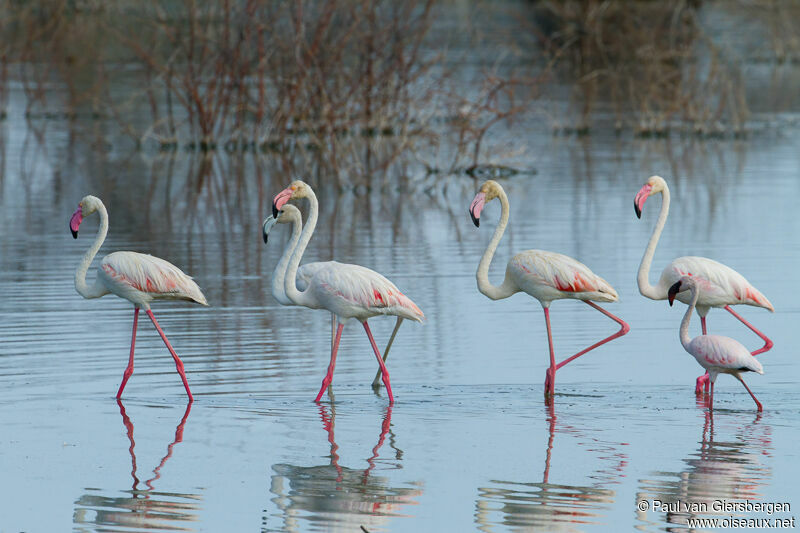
left=272, top=188, right=293, bottom=218
left=70, top=207, right=83, bottom=239
left=634, top=184, right=653, bottom=219
left=667, top=281, right=682, bottom=306
left=262, top=215, right=278, bottom=244
left=469, top=192, right=486, bottom=227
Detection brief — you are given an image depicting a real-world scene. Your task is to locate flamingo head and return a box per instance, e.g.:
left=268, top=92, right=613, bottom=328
left=272, top=180, right=311, bottom=218
left=470, top=180, right=503, bottom=228
left=668, top=275, right=696, bottom=306
left=262, top=204, right=301, bottom=244
left=634, top=175, right=667, bottom=219
left=70, top=195, right=102, bottom=238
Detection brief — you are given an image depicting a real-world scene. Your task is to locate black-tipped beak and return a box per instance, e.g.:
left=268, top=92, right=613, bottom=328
left=634, top=201, right=642, bottom=219
left=71, top=229, right=78, bottom=239
left=667, top=281, right=681, bottom=306
left=272, top=202, right=279, bottom=219
left=263, top=230, right=269, bottom=244
left=470, top=209, right=480, bottom=227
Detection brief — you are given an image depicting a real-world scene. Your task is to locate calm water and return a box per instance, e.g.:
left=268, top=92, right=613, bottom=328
left=1, top=90, right=800, bottom=531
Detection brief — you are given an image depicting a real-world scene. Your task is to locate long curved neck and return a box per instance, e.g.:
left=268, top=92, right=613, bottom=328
left=285, top=191, right=319, bottom=308
left=271, top=212, right=303, bottom=304
left=638, top=186, right=670, bottom=300
left=679, top=285, right=699, bottom=349
left=75, top=205, right=110, bottom=299
left=476, top=189, right=517, bottom=301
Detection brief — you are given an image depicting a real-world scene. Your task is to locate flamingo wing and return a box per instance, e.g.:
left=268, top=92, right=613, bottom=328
left=297, top=261, right=328, bottom=292
left=100, top=251, right=208, bottom=305
left=311, top=262, right=425, bottom=321
left=688, top=335, right=764, bottom=373
left=510, top=250, right=618, bottom=300
left=665, top=257, right=773, bottom=310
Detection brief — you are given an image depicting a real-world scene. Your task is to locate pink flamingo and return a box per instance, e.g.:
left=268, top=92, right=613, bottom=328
left=272, top=181, right=424, bottom=403
left=469, top=180, right=630, bottom=397
left=70, top=195, right=207, bottom=401
left=263, top=205, right=404, bottom=388
left=634, top=176, right=773, bottom=395
left=669, top=276, right=764, bottom=411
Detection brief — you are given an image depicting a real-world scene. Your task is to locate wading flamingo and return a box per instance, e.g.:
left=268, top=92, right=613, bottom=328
left=634, top=176, right=773, bottom=395
left=469, top=180, right=630, bottom=397
left=70, top=195, right=207, bottom=401
left=263, top=206, right=404, bottom=388
left=668, top=276, right=764, bottom=411
left=272, top=180, right=424, bottom=403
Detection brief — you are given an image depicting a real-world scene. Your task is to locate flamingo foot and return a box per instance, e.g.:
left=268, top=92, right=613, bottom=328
left=695, top=373, right=710, bottom=395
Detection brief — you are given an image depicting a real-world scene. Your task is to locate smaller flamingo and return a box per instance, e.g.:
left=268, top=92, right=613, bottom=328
left=469, top=180, right=629, bottom=397
left=669, top=276, right=764, bottom=411
left=70, top=195, right=207, bottom=401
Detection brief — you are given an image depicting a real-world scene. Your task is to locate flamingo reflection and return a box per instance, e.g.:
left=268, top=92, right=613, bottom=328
left=73, top=401, right=201, bottom=532
left=475, top=403, right=628, bottom=532
left=268, top=405, right=422, bottom=532
left=636, top=404, right=772, bottom=531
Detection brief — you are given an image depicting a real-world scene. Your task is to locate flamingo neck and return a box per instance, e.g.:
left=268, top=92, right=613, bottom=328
left=476, top=188, right=517, bottom=301
left=75, top=204, right=110, bottom=299
left=285, top=191, right=319, bottom=308
left=679, top=285, right=698, bottom=350
left=271, top=210, right=303, bottom=305
left=638, top=185, right=671, bottom=300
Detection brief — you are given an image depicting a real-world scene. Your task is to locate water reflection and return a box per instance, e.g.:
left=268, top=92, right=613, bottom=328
left=636, top=403, right=772, bottom=531
left=267, top=405, right=422, bottom=532
left=73, top=401, right=201, bottom=532
left=475, top=403, right=628, bottom=532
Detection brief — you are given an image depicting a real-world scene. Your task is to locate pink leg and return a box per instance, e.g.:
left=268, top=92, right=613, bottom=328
left=363, top=321, right=394, bottom=404
left=315, top=323, right=344, bottom=402
left=735, top=374, right=763, bottom=412
left=543, top=307, right=556, bottom=397
left=117, top=308, right=140, bottom=399
left=709, top=380, right=715, bottom=410
left=696, top=316, right=711, bottom=395
left=145, top=309, right=193, bottom=402
left=724, top=305, right=774, bottom=356
left=554, top=301, right=630, bottom=370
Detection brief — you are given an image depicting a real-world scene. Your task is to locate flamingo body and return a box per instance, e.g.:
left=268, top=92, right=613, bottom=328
left=507, top=250, right=618, bottom=305
left=651, top=256, right=772, bottom=311
left=99, top=251, right=207, bottom=308
left=685, top=335, right=764, bottom=377
left=301, top=261, right=425, bottom=322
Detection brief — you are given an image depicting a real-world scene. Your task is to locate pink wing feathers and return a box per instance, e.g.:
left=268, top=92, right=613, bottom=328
left=510, top=250, right=619, bottom=299
left=688, top=335, right=764, bottom=373
left=311, top=261, right=424, bottom=322
left=100, top=251, right=208, bottom=305
left=666, top=256, right=773, bottom=311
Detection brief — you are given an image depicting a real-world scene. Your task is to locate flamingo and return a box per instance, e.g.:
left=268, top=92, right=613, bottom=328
left=263, top=205, right=404, bottom=388
left=668, top=276, right=764, bottom=411
left=634, top=176, right=773, bottom=395
left=272, top=180, right=424, bottom=403
left=469, top=180, right=630, bottom=397
left=70, top=195, right=207, bottom=401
